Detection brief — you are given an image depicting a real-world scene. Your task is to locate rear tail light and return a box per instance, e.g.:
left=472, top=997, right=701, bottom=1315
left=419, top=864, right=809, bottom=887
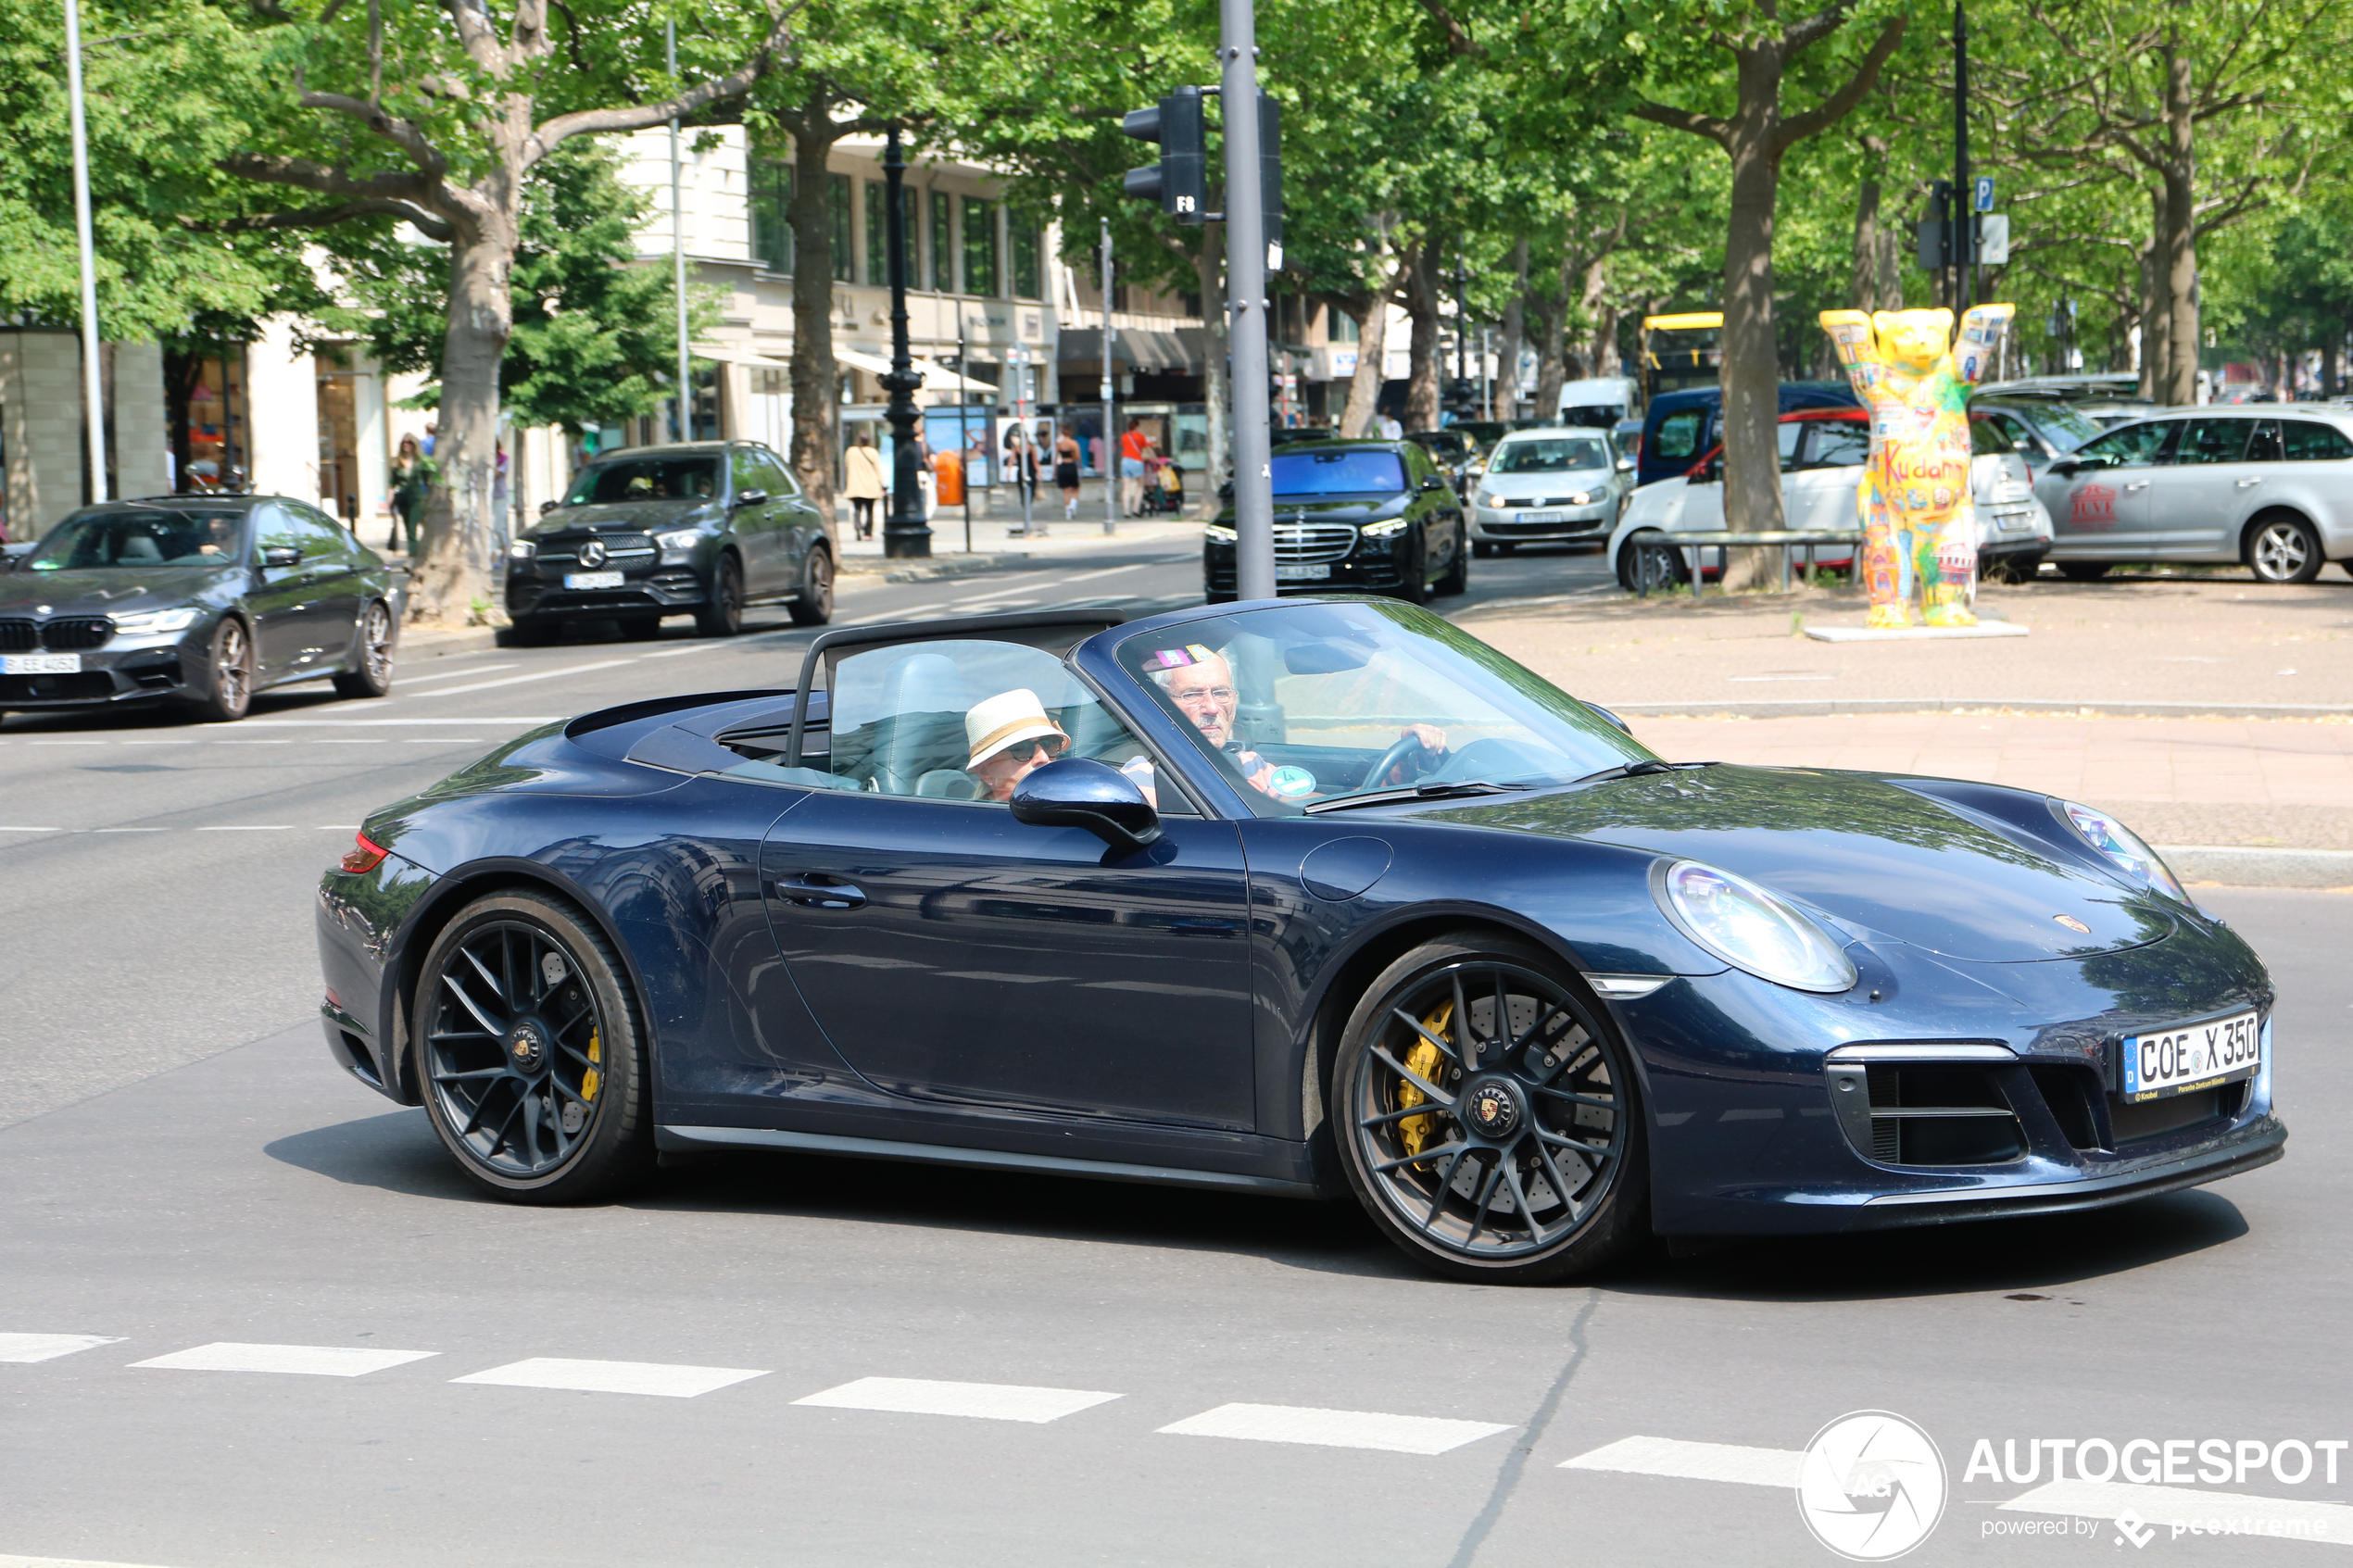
left=340, top=832, right=390, bottom=875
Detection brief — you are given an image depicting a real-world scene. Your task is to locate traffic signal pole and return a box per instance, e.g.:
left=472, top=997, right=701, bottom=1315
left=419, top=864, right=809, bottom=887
left=1220, top=0, right=1276, bottom=603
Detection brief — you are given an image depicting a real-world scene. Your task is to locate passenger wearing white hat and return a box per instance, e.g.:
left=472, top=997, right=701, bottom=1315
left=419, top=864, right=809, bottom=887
left=964, top=688, right=1071, bottom=801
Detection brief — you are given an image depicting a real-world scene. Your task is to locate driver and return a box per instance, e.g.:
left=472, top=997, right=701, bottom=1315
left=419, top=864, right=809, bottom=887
left=1146, top=646, right=1448, bottom=800
left=194, top=514, right=241, bottom=557
left=963, top=688, right=1070, bottom=801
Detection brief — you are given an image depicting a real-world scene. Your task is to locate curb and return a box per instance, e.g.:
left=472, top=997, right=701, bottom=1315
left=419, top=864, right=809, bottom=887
left=837, top=552, right=1034, bottom=583
left=2158, top=846, right=2353, bottom=892
left=398, top=625, right=503, bottom=659
left=1605, top=697, right=2353, bottom=721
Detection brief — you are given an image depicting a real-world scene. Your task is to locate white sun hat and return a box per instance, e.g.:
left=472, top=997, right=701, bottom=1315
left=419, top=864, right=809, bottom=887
left=964, top=688, right=1068, bottom=769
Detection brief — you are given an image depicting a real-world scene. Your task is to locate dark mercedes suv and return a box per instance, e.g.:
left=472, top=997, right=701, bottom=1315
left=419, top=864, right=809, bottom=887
left=1204, top=439, right=1467, bottom=603
left=504, top=440, right=833, bottom=642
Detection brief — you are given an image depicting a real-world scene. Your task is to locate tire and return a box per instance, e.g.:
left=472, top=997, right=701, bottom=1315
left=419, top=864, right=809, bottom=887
left=695, top=553, right=745, bottom=637
left=188, top=617, right=253, bottom=722
left=1332, top=933, right=1648, bottom=1284
left=787, top=544, right=835, bottom=626
left=2246, top=514, right=2325, bottom=584
left=1621, top=532, right=1687, bottom=595
left=1392, top=538, right=1431, bottom=605
left=497, top=619, right=553, bottom=648
left=413, top=888, right=654, bottom=1203
left=619, top=614, right=665, bottom=641
left=1472, top=539, right=1495, bottom=559
left=1435, top=525, right=1470, bottom=596
left=1495, top=542, right=1516, bottom=557
left=2057, top=561, right=2110, bottom=582
left=332, top=600, right=396, bottom=699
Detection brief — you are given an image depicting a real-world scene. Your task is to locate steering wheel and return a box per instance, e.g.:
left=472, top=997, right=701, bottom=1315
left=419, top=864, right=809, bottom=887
left=1365, top=733, right=1440, bottom=790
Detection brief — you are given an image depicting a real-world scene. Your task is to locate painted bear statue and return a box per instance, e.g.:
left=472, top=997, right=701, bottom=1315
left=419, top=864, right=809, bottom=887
left=1817, top=304, right=2013, bottom=630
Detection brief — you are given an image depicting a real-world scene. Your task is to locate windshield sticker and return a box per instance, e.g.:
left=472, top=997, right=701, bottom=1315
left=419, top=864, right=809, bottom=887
left=1268, top=766, right=1317, bottom=799
left=1143, top=647, right=1195, bottom=671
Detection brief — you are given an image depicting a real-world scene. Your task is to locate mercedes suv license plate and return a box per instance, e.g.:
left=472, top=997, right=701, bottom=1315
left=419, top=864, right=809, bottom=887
left=564, top=571, right=625, bottom=590
left=2, top=653, right=80, bottom=674
left=2121, top=1010, right=2259, bottom=1101
left=1275, top=563, right=1331, bottom=582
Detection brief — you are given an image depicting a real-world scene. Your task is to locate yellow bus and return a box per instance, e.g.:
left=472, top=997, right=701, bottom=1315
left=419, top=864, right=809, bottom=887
left=1642, top=312, right=1722, bottom=399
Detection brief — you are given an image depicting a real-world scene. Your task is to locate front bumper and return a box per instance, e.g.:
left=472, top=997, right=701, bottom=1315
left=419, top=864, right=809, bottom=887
left=1204, top=533, right=1411, bottom=596
left=505, top=564, right=709, bottom=621
left=0, top=633, right=210, bottom=709
left=1469, top=505, right=1612, bottom=543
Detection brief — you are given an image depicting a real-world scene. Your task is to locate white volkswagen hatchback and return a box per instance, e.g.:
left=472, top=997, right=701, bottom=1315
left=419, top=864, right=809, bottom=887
left=1467, top=427, right=1631, bottom=556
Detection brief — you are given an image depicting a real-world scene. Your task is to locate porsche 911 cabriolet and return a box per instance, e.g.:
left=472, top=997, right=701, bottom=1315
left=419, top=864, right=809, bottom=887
left=315, top=598, right=2284, bottom=1283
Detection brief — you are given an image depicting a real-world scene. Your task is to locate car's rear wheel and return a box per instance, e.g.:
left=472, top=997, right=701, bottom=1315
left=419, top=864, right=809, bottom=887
left=1333, top=934, right=1647, bottom=1284
left=788, top=544, right=835, bottom=625
left=333, top=600, right=396, bottom=698
left=1472, top=539, right=1495, bottom=559
left=188, top=617, right=252, bottom=722
left=1434, top=524, right=1469, bottom=596
left=497, top=618, right=554, bottom=647
left=414, top=889, right=653, bottom=1203
left=619, top=614, right=664, bottom=641
left=2246, top=514, right=2324, bottom=584
left=696, top=554, right=745, bottom=637
left=1495, top=541, right=1516, bottom=556
left=2057, top=560, right=2110, bottom=582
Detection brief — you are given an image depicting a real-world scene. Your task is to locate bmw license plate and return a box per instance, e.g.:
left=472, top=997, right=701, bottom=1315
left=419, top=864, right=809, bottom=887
left=563, top=571, right=625, bottom=590
left=1275, top=563, right=1331, bottom=582
left=2120, top=1010, right=2260, bottom=1101
left=1520, top=510, right=1563, bottom=524
left=2, top=653, right=81, bottom=674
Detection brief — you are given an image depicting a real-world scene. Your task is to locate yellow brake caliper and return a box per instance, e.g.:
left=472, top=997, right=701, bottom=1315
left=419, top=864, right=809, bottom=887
left=1397, top=1001, right=1453, bottom=1158
left=582, top=1027, right=601, bottom=1104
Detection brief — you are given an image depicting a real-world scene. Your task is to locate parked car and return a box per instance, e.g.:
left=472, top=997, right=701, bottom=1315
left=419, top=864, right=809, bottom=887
left=1555, top=374, right=1639, bottom=432
left=0, top=494, right=398, bottom=724
left=1468, top=427, right=1631, bottom=556
left=1403, top=427, right=1480, bottom=495
left=504, top=440, right=833, bottom=644
left=1606, top=408, right=2053, bottom=589
left=1269, top=425, right=1337, bottom=447
left=317, top=601, right=2283, bottom=1283
left=2032, top=408, right=2353, bottom=583
left=1634, top=383, right=1857, bottom=488
left=1971, top=398, right=2108, bottom=468
left=1205, top=439, right=1467, bottom=603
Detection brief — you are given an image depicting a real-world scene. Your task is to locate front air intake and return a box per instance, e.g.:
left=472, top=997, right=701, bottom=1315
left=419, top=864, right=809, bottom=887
left=1827, top=1045, right=2026, bottom=1167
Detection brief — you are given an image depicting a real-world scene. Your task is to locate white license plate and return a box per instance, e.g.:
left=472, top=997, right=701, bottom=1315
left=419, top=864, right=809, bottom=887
left=563, top=571, right=625, bottom=590
left=1520, top=510, right=1563, bottom=524
left=1275, top=563, right=1331, bottom=582
left=2121, top=1010, right=2260, bottom=1101
left=2, top=653, right=81, bottom=674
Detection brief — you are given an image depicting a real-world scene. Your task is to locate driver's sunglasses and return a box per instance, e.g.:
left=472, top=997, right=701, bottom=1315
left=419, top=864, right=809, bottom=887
left=1014, top=734, right=1070, bottom=760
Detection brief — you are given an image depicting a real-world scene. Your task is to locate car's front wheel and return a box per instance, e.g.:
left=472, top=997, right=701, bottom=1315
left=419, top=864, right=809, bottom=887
left=1333, top=934, right=1647, bottom=1284
left=414, top=889, right=653, bottom=1203
left=333, top=600, right=396, bottom=698
left=188, top=617, right=253, bottom=722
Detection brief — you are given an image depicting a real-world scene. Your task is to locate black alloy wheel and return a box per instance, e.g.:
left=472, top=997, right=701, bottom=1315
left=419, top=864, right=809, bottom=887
left=414, top=890, right=653, bottom=1201
left=1335, top=935, right=1647, bottom=1283
left=190, top=617, right=253, bottom=722
left=2246, top=514, right=2325, bottom=584
left=1624, top=533, right=1686, bottom=596
left=1393, top=537, right=1431, bottom=605
left=696, top=553, right=745, bottom=637
left=2057, top=560, right=2111, bottom=582
left=788, top=544, right=835, bottom=626
left=333, top=600, right=396, bottom=698
left=1434, top=523, right=1470, bottom=596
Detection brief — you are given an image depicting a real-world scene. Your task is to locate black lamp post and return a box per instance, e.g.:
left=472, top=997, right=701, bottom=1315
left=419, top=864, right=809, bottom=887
left=881, top=124, right=931, bottom=558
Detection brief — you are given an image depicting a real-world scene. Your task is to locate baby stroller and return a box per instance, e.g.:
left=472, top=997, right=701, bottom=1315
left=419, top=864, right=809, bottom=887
left=1139, top=456, right=1185, bottom=516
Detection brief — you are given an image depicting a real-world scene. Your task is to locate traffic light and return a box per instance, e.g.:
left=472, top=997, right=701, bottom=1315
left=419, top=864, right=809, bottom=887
left=1122, top=87, right=1207, bottom=222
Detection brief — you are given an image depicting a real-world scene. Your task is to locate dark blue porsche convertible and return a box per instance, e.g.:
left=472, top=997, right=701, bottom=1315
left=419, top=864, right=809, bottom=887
left=315, top=599, right=2284, bottom=1283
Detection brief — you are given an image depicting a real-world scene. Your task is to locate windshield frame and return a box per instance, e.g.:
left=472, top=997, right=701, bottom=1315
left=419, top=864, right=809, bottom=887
left=24, top=505, right=254, bottom=571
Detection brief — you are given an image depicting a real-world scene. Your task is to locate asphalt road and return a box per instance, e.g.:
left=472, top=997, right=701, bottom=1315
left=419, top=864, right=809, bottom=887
left=6, top=539, right=2346, bottom=1568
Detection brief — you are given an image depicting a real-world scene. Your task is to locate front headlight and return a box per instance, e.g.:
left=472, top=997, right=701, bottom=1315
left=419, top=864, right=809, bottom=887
left=1204, top=522, right=1237, bottom=541
left=108, top=607, right=201, bottom=636
left=1478, top=490, right=1504, bottom=508
left=654, top=528, right=702, bottom=552
left=1655, top=859, right=1857, bottom=994
left=508, top=541, right=536, bottom=559
left=2057, top=801, right=2188, bottom=902
left=1361, top=517, right=1411, bottom=537
left=1566, top=490, right=1593, bottom=507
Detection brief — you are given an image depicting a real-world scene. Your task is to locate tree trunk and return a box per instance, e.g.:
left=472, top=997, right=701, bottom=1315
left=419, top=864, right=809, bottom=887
left=1403, top=242, right=1441, bottom=433
left=2158, top=48, right=2200, bottom=407
left=787, top=107, right=841, bottom=519
left=1578, top=240, right=1617, bottom=378
left=1851, top=134, right=1889, bottom=312
left=2138, top=197, right=2168, bottom=401
left=1718, top=46, right=1787, bottom=583
left=2324, top=331, right=2340, bottom=399
left=1499, top=238, right=1528, bottom=419
left=1530, top=271, right=1571, bottom=422
left=1339, top=224, right=1402, bottom=437
left=410, top=229, right=514, bottom=622
left=1194, top=231, right=1228, bottom=510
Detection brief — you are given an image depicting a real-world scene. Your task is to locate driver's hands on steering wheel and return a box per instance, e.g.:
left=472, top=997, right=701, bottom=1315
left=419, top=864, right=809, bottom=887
left=1378, top=722, right=1450, bottom=786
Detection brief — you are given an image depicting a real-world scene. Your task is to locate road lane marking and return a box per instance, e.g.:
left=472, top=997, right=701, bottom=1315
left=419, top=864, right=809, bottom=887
left=408, top=659, right=635, bottom=697
left=195, top=825, right=292, bottom=831
left=1158, top=1403, right=1512, bottom=1455
left=793, top=1376, right=1120, bottom=1424
left=317, top=738, right=390, bottom=744
left=641, top=643, right=720, bottom=659
left=1559, top=1435, right=1802, bottom=1486
left=0, top=1554, right=188, bottom=1566
left=132, top=1342, right=438, bottom=1377
left=0, top=1333, right=123, bottom=1363
left=93, top=827, right=164, bottom=834
left=213, top=739, right=293, bottom=745
left=395, top=662, right=519, bottom=684
left=2002, top=1480, right=2353, bottom=1541
left=1057, top=562, right=1156, bottom=583
left=453, top=1358, right=769, bottom=1399
left=26, top=741, right=107, bottom=746
left=0, top=827, right=60, bottom=833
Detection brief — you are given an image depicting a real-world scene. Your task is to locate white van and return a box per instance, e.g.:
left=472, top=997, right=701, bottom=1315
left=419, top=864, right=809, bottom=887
left=1556, top=376, right=1639, bottom=429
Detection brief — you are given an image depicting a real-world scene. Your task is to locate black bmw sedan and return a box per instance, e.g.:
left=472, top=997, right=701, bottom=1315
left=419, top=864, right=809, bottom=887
left=1204, top=440, right=1468, bottom=604
left=505, top=441, right=834, bottom=643
left=0, top=495, right=398, bottom=724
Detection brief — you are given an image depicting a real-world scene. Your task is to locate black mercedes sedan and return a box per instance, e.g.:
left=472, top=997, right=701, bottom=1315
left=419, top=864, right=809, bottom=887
left=1204, top=440, right=1468, bottom=603
left=504, top=441, right=834, bottom=643
left=1, top=495, right=398, bottom=724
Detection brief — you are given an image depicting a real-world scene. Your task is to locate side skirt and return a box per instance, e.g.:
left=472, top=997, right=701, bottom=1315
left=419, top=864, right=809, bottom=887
left=657, top=1123, right=1327, bottom=1199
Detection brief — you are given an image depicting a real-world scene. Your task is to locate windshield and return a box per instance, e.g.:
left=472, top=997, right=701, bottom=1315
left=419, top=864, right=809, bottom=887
left=1269, top=449, right=1407, bottom=496
left=1116, top=600, right=1655, bottom=816
left=1490, top=438, right=1609, bottom=475
left=1563, top=406, right=1623, bottom=429
left=27, top=508, right=247, bottom=571
left=565, top=456, right=721, bottom=507
left=2033, top=405, right=2104, bottom=451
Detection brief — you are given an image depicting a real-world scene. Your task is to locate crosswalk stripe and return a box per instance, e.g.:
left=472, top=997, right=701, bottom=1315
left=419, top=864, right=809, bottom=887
left=0, top=1333, right=123, bottom=1363
left=1157, top=1402, right=1512, bottom=1456
left=1559, top=1435, right=1802, bottom=1486
left=451, top=1358, right=768, bottom=1399
left=793, top=1376, right=1119, bottom=1424
left=130, top=1342, right=438, bottom=1377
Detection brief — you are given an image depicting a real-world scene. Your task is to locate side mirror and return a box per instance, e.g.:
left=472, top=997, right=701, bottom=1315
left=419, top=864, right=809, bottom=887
left=2047, top=458, right=2082, bottom=479
left=1617, top=456, right=1635, bottom=472
left=1418, top=475, right=1446, bottom=491
left=1010, top=758, right=1162, bottom=851
left=1217, top=480, right=1235, bottom=502
left=539, top=499, right=560, bottom=516
left=733, top=489, right=769, bottom=508
left=1584, top=702, right=1633, bottom=735
left=261, top=546, right=302, bottom=569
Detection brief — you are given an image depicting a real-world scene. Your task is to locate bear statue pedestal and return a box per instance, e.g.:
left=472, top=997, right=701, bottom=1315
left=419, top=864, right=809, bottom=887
left=1803, top=620, right=2032, bottom=643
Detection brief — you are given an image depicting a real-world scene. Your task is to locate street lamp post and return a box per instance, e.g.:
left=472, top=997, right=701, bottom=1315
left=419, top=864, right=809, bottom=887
left=63, top=0, right=106, bottom=502
left=880, top=126, right=931, bottom=558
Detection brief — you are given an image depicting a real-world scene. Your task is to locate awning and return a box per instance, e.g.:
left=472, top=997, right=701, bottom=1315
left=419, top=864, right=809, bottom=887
left=690, top=341, right=790, bottom=368
left=1057, top=327, right=1202, bottom=372
left=833, top=345, right=995, bottom=393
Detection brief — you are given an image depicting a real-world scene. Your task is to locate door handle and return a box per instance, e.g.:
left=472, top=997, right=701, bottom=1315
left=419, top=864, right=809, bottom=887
left=2235, top=477, right=2264, bottom=488
left=769, top=876, right=865, bottom=909
left=2123, top=481, right=2151, bottom=491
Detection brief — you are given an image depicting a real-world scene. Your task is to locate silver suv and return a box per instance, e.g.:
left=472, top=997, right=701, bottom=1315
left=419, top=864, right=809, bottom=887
left=2033, top=408, right=2353, bottom=583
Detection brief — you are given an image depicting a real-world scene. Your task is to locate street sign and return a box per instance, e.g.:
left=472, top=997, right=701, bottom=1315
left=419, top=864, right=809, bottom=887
left=1975, top=213, right=2009, bottom=265
left=1915, top=217, right=1950, bottom=270
left=1973, top=176, right=1994, bottom=214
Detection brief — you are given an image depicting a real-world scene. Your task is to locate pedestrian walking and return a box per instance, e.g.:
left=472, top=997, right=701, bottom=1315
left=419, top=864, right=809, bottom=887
left=1119, top=419, right=1154, bottom=517
left=1003, top=422, right=1041, bottom=535
left=1053, top=423, right=1083, bottom=521
left=386, top=433, right=433, bottom=558
left=421, top=422, right=438, bottom=458
left=844, top=430, right=886, bottom=540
